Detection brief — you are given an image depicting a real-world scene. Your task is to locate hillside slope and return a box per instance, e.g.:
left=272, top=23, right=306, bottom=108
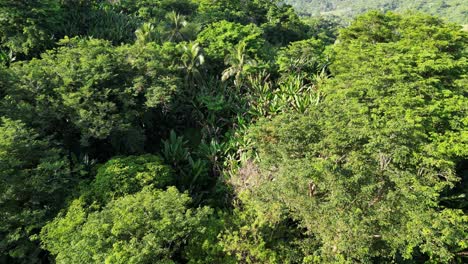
left=285, top=0, right=468, bottom=24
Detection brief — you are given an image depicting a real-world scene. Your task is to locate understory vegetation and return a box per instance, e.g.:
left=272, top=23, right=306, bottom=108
left=0, top=0, right=466, bottom=263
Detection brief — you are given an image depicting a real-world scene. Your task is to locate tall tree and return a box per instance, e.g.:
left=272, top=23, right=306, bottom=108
left=0, top=118, right=73, bottom=263
left=180, top=42, right=205, bottom=87
left=4, top=37, right=182, bottom=158
left=0, top=0, right=62, bottom=58
left=222, top=42, right=257, bottom=88
left=41, top=187, right=212, bottom=264
left=239, top=12, right=468, bottom=263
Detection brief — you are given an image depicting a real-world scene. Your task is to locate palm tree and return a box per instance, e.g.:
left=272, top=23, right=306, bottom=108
left=164, top=11, right=200, bottom=42
left=165, top=11, right=186, bottom=42
left=135, top=22, right=157, bottom=45
left=0, top=49, right=15, bottom=66
left=180, top=41, right=205, bottom=87
left=222, top=41, right=257, bottom=88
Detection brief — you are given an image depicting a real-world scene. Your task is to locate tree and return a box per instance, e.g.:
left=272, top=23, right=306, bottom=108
left=0, top=0, right=62, bottom=58
left=222, top=42, right=257, bottom=88
left=196, top=21, right=265, bottom=68
left=285, top=0, right=468, bottom=24
left=276, top=38, right=328, bottom=75
left=135, top=22, right=158, bottom=45
left=161, top=11, right=199, bottom=43
left=4, top=37, right=182, bottom=158
left=194, top=0, right=248, bottom=24
left=0, top=65, right=12, bottom=101
left=84, top=155, right=174, bottom=204
left=5, top=37, right=142, bottom=153
left=219, top=191, right=309, bottom=264
left=241, top=12, right=468, bottom=263
left=303, top=16, right=343, bottom=45
left=179, top=42, right=205, bottom=87
left=58, top=0, right=139, bottom=45
left=113, top=0, right=197, bottom=22
left=2, top=1, right=467, bottom=263
left=260, top=2, right=309, bottom=45
left=41, top=187, right=213, bottom=264
left=0, top=118, right=73, bottom=263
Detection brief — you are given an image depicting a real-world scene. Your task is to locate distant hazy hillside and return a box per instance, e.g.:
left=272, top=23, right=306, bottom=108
left=285, top=0, right=468, bottom=24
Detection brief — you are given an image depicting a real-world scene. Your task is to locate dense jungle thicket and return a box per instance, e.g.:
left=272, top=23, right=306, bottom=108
left=286, top=0, right=468, bottom=24
left=0, top=0, right=467, bottom=263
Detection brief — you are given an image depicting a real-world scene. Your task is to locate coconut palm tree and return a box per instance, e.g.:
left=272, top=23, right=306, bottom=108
left=165, top=11, right=186, bottom=42
left=222, top=41, right=257, bottom=88
left=135, top=22, right=157, bottom=45
left=163, top=11, right=199, bottom=43
left=180, top=41, right=205, bottom=87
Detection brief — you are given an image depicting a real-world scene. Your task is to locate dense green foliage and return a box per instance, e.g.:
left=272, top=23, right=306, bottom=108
left=0, top=0, right=61, bottom=57
left=0, top=118, right=72, bottom=263
left=86, top=155, right=174, bottom=203
left=0, top=1, right=466, bottom=263
left=286, top=0, right=468, bottom=24
left=41, top=187, right=212, bottom=264
left=245, top=13, right=468, bottom=262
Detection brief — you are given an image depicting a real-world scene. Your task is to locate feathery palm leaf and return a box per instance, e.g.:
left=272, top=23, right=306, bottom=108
left=222, top=41, right=257, bottom=88
left=135, top=22, right=157, bottom=45
left=180, top=41, right=205, bottom=86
